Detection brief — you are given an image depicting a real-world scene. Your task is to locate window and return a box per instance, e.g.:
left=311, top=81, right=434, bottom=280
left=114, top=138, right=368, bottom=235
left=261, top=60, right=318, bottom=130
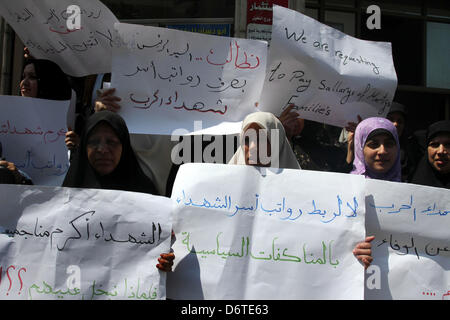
left=360, top=14, right=423, bottom=86
left=426, top=22, right=450, bottom=89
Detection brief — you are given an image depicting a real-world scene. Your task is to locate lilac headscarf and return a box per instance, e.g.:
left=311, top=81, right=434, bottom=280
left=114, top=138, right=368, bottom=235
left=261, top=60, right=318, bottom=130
left=350, top=117, right=401, bottom=182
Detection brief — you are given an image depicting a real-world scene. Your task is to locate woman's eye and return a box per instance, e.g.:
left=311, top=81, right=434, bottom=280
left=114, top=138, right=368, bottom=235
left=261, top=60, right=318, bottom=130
left=428, top=142, right=439, bottom=148
left=87, top=139, right=100, bottom=147
left=106, top=140, right=120, bottom=147
left=23, top=74, right=37, bottom=80
left=385, top=140, right=396, bottom=148
left=366, top=141, right=379, bottom=149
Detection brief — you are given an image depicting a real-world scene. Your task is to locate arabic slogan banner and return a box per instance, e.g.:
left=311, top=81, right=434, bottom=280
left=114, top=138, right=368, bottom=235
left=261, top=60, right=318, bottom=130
left=167, top=163, right=366, bottom=299
left=258, top=5, right=398, bottom=127
left=0, top=185, right=172, bottom=300
left=0, top=0, right=119, bottom=77
left=111, top=23, right=268, bottom=135
left=0, top=95, right=69, bottom=186
left=365, top=180, right=450, bottom=300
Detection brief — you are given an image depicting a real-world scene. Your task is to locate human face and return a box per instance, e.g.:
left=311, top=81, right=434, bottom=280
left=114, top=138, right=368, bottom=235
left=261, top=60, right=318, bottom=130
left=427, top=133, right=450, bottom=174
left=86, top=123, right=123, bottom=176
left=20, top=64, right=39, bottom=98
left=387, top=112, right=405, bottom=137
left=363, top=133, right=398, bottom=174
left=243, top=123, right=271, bottom=167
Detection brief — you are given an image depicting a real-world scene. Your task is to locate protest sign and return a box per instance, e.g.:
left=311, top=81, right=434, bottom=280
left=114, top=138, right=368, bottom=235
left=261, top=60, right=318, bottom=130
left=0, top=0, right=119, bottom=76
left=111, top=23, right=267, bottom=135
left=258, top=5, right=398, bottom=127
left=167, top=163, right=366, bottom=299
left=0, top=185, right=172, bottom=300
left=0, top=95, right=69, bottom=186
left=365, top=180, right=450, bottom=300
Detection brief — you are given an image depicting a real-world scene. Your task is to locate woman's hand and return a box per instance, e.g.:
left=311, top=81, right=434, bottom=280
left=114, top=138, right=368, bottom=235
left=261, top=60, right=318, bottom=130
left=0, top=160, right=27, bottom=184
left=278, top=104, right=304, bottom=141
left=345, top=115, right=362, bottom=164
left=65, top=127, right=80, bottom=151
left=24, top=46, right=34, bottom=59
left=156, top=252, right=175, bottom=272
left=353, top=235, right=375, bottom=269
left=94, top=88, right=121, bottom=113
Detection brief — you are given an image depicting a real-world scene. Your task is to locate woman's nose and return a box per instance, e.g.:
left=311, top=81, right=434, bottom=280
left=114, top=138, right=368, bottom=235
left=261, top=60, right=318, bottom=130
left=437, top=144, right=446, bottom=154
left=96, top=142, right=110, bottom=152
left=378, top=144, right=388, bottom=154
left=248, top=140, right=258, bottom=154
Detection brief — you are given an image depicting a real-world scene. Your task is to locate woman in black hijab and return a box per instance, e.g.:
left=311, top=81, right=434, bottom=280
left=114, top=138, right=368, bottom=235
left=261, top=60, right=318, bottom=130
left=62, top=111, right=173, bottom=271
left=21, top=58, right=84, bottom=153
left=62, top=111, right=158, bottom=194
left=20, top=59, right=72, bottom=100
left=411, top=120, right=450, bottom=189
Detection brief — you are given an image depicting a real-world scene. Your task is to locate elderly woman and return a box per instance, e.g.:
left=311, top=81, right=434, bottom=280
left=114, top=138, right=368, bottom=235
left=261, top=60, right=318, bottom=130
left=62, top=111, right=174, bottom=271
left=411, top=120, right=450, bottom=189
left=62, top=111, right=157, bottom=193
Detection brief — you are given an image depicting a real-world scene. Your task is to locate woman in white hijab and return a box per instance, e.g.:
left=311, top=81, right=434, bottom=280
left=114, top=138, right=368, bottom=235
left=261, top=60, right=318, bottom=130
left=229, top=111, right=301, bottom=169
left=229, top=111, right=373, bottom=269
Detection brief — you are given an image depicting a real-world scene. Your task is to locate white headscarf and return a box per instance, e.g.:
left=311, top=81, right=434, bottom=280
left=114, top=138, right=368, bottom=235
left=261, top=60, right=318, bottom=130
left=229, top=112, right=301, bottom=169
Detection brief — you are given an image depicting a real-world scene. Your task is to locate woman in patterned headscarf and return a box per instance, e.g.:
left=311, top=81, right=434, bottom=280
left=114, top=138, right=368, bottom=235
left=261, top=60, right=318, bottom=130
left=347, top=116, right=402, bottom=269
left=350, top=117, right=401, bottom=182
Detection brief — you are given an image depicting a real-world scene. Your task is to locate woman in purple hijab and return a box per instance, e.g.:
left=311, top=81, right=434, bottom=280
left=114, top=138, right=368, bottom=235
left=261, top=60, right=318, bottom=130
left=347, top=117, right=401, bottom=269
left=351, top=117, right=401, bottom=182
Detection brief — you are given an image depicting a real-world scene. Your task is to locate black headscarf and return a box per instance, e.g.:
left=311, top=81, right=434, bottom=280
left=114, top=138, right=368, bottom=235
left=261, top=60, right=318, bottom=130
left=62, top=111, right=158, bottom=195
left=23, top=59, right=72, bottom=100
left=411, top=120, right=450, bottom=189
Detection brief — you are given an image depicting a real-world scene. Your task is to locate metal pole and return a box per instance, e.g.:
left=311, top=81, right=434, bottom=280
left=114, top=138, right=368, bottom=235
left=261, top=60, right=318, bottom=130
left=0, top=20, right=14, bottom=95
left=0, top=17, right=5, bottom=93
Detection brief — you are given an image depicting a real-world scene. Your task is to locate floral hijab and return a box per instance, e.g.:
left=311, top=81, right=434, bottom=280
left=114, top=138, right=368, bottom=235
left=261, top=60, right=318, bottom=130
left=351, top=117, right=401, bottom=182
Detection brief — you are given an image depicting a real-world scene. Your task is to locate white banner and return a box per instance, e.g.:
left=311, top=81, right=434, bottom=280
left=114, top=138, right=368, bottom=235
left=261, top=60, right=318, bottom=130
left=0, top=95, right=69, bottom=186
left=259, top=5, right=398, bottom=127
left=0, top=0, right=119, bottom=76
left=111, top=23, right=268, bottom=135
left=0, top=185, right=172, bottom=300
left=365, top=180, right=450, bottom=300
left=167, top=163, right=366, bottom=299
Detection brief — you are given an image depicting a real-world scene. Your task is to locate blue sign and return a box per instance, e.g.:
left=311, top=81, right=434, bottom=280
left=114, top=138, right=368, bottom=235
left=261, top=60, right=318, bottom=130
left=166, top=24, right=231, bottom=37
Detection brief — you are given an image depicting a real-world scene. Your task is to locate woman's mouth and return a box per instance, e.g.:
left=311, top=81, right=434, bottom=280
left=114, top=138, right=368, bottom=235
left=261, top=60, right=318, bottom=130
left=94, top=159, right=113, bottom=165
left=435, top=158, right=448, bottom=166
